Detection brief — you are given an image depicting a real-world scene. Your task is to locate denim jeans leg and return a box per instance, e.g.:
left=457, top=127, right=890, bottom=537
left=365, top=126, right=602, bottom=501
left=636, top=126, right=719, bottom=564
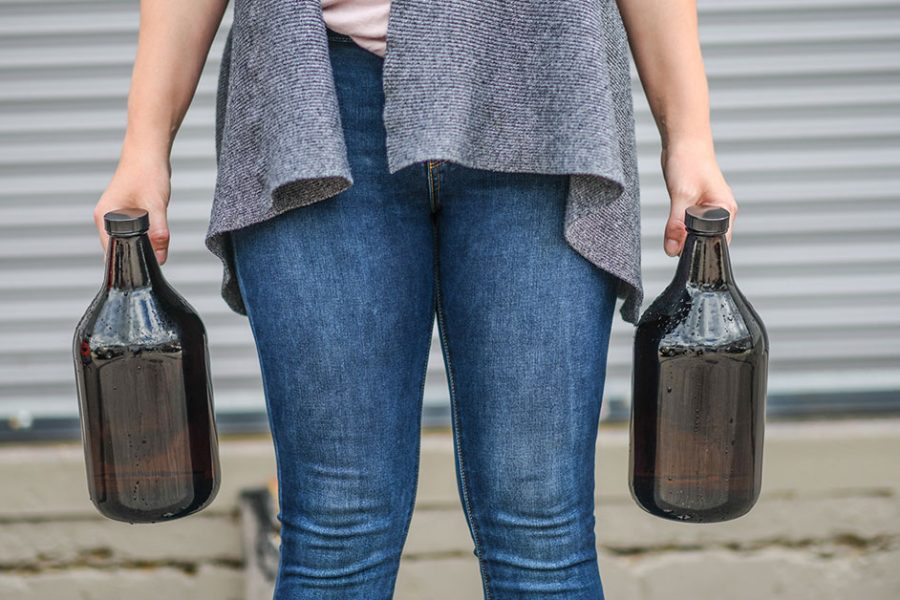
left=228, top=29, right=434, bottom=597
left=433, top=163, right=619, bottom=599
left=230, top=175, right=434, bottom=598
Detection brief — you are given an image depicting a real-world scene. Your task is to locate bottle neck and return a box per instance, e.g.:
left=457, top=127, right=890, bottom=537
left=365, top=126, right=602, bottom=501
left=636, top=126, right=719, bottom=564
left=675, top=232, right=734, bottom=288
left=105, top=233, right=160, bottom=290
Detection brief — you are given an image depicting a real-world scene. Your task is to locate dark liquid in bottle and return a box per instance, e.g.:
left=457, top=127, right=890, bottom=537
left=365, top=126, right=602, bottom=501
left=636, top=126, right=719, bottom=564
left=630, top=208, right=768, bottom=523
left=74, top=209, right=220, bottom=523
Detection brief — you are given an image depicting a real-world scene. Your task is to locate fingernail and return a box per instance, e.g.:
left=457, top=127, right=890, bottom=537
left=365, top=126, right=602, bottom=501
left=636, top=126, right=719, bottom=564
left=155, top=250, right=165, bottom=264
left=665, top=239, right=678, bottom=256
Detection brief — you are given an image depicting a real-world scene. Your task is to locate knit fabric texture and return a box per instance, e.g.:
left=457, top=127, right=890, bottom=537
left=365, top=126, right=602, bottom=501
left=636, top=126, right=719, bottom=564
left=208, top=0, right=643, bottom=323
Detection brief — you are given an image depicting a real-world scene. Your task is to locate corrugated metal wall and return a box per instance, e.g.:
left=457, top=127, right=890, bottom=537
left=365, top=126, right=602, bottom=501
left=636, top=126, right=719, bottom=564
left=1, top=0, right=898, bottom=438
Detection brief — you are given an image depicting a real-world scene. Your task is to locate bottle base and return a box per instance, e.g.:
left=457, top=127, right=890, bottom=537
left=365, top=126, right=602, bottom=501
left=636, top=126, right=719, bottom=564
left=90, top=474, right=220, bottom=524
left=630, top=475, right=759, bottom=524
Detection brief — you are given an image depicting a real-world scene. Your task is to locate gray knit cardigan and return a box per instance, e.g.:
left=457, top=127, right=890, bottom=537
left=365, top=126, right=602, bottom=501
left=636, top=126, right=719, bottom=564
left=207, top=0, right=643, bottom=323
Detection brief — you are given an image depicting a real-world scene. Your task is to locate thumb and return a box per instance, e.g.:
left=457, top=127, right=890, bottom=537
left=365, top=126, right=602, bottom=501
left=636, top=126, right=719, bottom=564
left=146, top=207, right=171, bottom=265
left=664, top=197, right=691, bottom=257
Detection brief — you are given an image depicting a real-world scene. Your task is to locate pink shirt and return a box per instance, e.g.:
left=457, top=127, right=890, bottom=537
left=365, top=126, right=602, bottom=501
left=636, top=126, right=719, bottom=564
left=322, top=0, right=390, bottom=58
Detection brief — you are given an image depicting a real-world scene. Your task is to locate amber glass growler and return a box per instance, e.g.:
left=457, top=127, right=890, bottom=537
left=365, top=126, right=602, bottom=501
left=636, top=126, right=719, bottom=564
left=73, top=208, right=220, bottom=523
left=629, top=206, right=768, bottom=523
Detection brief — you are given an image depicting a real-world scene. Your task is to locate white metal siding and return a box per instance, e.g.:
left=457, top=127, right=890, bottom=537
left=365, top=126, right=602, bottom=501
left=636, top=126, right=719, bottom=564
left=1, top=0, right=898, bottom=435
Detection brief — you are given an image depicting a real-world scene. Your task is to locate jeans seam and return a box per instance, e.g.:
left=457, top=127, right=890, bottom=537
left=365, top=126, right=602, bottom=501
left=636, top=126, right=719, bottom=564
left=392, top=282, right=434, bottom=591
left=432, top=222, right=493, bottom=599
left=434, top=161, right=443, bottom=206
left=231, top=237, right=288, bottom=592
left=427, top=160, right=441, bottom=213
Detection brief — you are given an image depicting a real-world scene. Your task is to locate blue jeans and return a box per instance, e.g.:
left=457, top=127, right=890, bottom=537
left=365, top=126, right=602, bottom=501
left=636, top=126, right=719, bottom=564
left=230, top=27, right=618, bottom=600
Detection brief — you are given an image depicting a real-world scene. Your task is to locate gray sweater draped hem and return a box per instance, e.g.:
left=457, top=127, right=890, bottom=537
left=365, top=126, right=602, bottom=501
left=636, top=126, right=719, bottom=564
left=205, top=0, right=643, bottom=324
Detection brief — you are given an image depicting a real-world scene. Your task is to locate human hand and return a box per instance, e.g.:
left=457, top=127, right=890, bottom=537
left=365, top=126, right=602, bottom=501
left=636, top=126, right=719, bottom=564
left=93, top=154, right=172, bottom=264
left=660, top=140, right=737, bottom=257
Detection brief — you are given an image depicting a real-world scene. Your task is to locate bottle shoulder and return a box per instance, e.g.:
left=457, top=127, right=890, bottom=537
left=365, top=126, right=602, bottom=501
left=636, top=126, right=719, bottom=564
left=727, top=285, right=769, bottom=350
left=637, top=282, right=766, bottom=353
left=76, top=285, right=200, bottom=348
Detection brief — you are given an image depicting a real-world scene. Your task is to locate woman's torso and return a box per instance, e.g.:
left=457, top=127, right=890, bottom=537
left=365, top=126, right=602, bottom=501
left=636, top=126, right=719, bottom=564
left=209, top=0, right=643, bottom=325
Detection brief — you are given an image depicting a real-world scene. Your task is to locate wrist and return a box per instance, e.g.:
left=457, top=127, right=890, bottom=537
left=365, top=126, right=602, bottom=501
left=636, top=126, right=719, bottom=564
left=658, top=107, right=714, bottom=151
left=117, top=147, right=172, bottom=182
left=662, top=129, right=714, bottom=153
left=122, top=129, right=171, bottom=157
left=120, top=132, right=172, bottom=175
left=121, top=105, right=178, bottom=166
left=661, top=135, right=717, bottom=167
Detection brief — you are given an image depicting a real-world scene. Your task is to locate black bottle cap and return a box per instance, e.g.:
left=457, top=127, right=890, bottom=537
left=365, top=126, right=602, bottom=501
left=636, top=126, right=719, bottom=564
left=684, top=206, right=730, bottom=235
left=104, top=208, right=150, bottom=236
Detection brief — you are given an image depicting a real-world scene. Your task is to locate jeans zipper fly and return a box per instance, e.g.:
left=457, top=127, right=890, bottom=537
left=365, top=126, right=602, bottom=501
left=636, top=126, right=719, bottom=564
left=426, top=160, right=442, bottom=213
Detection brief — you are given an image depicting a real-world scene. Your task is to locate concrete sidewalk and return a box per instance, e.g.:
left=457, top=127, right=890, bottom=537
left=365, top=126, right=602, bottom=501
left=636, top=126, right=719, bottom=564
left=1, top=418, right=898, bottom=599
